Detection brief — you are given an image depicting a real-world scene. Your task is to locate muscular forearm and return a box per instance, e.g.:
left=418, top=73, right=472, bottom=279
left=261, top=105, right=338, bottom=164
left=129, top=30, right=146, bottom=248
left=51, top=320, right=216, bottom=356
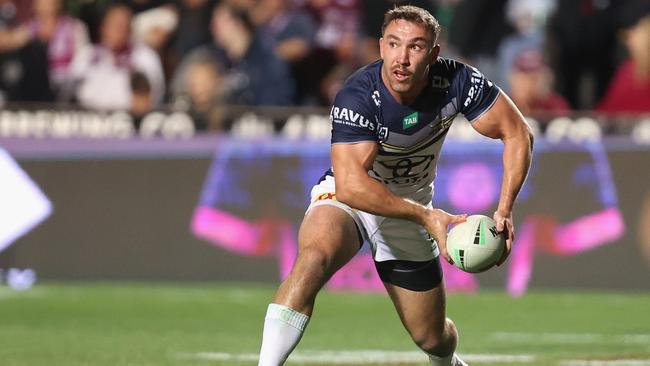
left=497, top=130, right=533, bottom=214
left=335, top=174, right=428, bottom=225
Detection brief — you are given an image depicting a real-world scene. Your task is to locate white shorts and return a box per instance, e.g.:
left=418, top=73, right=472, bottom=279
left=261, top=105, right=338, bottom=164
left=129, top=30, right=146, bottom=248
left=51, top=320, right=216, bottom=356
left=306, top=175, right=440, bottom=262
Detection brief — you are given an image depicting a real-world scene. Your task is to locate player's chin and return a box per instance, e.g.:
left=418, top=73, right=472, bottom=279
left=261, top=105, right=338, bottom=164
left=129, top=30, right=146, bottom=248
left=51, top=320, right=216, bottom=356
left=391, top=80, right=412, bottom=92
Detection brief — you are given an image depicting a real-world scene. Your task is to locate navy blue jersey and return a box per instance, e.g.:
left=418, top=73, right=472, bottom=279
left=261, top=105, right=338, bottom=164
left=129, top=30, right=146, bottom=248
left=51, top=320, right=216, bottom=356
left=329, top=58, right=499, bottom=203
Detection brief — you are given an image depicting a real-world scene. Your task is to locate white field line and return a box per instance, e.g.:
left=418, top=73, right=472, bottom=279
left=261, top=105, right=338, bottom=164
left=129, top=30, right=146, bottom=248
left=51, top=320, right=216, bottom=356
left=185, top=351, right=535, bottom=364
left=491, top=332, right=650, bottom=344
left=185, top=332, right=650, bottom=364
left=0, top=288, right=44, bottom=299
left=185, top=352, right=650, bottom=365
left=561, top=360, right=650, bottom=366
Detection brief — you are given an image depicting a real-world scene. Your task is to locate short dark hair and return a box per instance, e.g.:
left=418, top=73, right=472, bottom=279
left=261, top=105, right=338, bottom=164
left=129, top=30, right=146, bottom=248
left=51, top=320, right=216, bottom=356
left=215, top=3, right=255, bottom=35
left=382, top=5, right=441, bottom=43
left=130, top=71, right=151, bottom=94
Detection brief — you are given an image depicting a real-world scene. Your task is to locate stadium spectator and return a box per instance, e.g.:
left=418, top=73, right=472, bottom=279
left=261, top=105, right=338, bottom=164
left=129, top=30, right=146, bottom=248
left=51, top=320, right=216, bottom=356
left=223, top=0, right=255, bottom=9
left=508, top=48, right=569, bottom=116
left=13, top=0, right=31, bottom=22
left=66, top=4, right=165, bottom=111
left=173, top=60, right=225, bottom=130
left=547, top=0, right=627, bottom=109
left=173, top=3, right=296, bottom=106
left=446, top=0, right=512, bottom=79
left=496, top=0, right=555, bottom=92
left=0, top=0, right=20, bottom=102
left=123, top=0, right=171, bottom=14
left=252, top=0, right=315, bottom=63
left=0, top=0, right=57, bottom=102
left=130, top=71, right=155, bottom=122
left=132, top=5, right=178, bottom=53
left=252, top=0, right=315, bottom=104
left=22, top=0, right=89, bottom=93
left=596, top=9, right=650, bottom=114
left=75, top=1, right=170, bottom=44
left=0, top=0, right=17, bottom=29
left=296, top=0, right=361, bottom=104
left=167, top=0, right=216, bottom=71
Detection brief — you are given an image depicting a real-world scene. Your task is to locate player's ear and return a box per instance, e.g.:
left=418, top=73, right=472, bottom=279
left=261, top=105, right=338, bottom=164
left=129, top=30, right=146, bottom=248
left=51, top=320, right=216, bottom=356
left=379, top=37, right=385, bottom=59
left=429, top=44, right=440, bottom=65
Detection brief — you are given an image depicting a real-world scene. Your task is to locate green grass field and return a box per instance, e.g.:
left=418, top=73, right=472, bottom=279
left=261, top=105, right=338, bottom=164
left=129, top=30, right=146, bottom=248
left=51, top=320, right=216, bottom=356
left=0, top=283, right=648, bottom=366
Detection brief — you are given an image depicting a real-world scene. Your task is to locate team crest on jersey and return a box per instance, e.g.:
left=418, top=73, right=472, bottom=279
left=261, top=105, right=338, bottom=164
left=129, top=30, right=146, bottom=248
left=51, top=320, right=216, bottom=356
left=431, top=76, right=450, bottom=89
left=402, top=112, right=418, bottom=129
left=378, top=126, right=389, bottom=141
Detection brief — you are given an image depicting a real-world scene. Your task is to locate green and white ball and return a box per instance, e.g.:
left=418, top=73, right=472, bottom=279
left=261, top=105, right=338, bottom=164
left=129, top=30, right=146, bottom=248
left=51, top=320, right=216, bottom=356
left=446, top=215, right=506, bottom=273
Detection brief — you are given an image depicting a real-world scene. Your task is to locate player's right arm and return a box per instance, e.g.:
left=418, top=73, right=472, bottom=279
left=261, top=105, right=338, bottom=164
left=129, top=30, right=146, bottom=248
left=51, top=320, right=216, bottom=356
left=332, top=142, right=465, bottom=263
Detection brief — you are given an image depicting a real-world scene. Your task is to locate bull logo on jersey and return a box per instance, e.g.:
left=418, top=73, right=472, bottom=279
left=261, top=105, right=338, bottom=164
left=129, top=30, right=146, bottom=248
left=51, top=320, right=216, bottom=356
left=373, top=154, right=435, bottom=185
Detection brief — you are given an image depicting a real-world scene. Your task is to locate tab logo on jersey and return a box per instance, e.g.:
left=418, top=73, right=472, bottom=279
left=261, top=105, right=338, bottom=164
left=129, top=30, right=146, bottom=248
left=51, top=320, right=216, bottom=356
left=402, top=112, right=419, bottom=129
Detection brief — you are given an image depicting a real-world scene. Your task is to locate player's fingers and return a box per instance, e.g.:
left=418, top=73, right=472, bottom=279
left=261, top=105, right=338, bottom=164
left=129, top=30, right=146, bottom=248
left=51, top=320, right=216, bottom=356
left=494, top=212, right=505, bottom=231
left=496, top=227, right=512, bottom=266
left=505, top=219, right=515, bottom=242
left=508, top=223, right=515, bottom=246
left=437, top=234, right=453, bottom=264
left=449, top=213, right=467, bottom=224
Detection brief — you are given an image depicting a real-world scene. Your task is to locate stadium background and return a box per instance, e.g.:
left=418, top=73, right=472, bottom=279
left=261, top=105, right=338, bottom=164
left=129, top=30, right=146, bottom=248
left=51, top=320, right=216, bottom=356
left=0, top=0, right=649, bottom=365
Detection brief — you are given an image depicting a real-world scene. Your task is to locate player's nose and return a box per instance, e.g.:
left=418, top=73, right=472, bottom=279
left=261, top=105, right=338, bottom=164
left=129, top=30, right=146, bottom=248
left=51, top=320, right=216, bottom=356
left=397, top=46, right=409, bottom=65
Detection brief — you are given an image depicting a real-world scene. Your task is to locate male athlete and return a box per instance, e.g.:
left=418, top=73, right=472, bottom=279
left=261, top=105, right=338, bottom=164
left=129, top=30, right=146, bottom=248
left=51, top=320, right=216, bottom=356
left=258, top=6, right=533, bottom=366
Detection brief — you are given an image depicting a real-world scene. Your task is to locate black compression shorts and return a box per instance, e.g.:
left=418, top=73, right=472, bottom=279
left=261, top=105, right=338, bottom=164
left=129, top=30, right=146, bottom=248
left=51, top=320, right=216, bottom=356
left=374, top=257, right=443, bottom=292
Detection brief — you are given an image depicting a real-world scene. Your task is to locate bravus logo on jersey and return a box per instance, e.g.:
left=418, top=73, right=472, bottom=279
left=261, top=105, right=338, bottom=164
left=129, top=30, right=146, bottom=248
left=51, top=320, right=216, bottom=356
left=330, top=107, right=376, bottom=131
left=402, top=112, right=418, bottom=129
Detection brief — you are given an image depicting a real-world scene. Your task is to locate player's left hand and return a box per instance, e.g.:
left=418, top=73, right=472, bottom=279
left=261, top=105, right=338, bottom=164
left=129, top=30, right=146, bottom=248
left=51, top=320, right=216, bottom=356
left=494, top=210, right=515, bottom=266
left=422, top=208, right=467, bottom=264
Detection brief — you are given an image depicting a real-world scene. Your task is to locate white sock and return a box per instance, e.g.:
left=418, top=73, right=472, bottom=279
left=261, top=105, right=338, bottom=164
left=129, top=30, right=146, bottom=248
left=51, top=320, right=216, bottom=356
left=258, top=303, right=310, bottom=366
left=429, top=353, right=468, bottom=366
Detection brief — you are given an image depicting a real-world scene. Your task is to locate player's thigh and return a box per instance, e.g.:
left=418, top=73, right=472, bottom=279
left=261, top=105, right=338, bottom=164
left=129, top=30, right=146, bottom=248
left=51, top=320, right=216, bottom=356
left=384, top=279, right=447, bottom=338
left=295, top=204, right=362, bottom=276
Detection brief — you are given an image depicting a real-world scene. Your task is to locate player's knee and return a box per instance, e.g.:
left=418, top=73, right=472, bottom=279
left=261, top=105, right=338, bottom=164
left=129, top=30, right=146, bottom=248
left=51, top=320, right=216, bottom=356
left=295, top=246, right=336, bottom=279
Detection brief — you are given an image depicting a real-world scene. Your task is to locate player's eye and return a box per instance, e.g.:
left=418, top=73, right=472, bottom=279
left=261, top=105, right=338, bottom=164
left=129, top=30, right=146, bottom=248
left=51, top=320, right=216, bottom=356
left=411, top=44, right=424, bottom=51
left=389, top=42, right=398, bottom=48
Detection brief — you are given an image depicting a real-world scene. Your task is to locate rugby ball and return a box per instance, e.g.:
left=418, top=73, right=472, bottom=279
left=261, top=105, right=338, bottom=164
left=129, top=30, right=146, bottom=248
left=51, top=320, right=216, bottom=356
left=446, top=215, right=505, bottom=273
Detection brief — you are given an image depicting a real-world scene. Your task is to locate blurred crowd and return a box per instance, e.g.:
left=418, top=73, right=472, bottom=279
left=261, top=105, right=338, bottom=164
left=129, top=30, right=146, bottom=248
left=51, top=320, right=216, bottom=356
left=0, top=0, right=649, bottom=130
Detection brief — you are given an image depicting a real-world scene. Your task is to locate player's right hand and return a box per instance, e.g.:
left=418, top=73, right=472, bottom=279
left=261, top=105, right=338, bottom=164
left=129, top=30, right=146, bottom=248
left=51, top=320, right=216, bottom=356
left=422, top=209, right=467, bottom=264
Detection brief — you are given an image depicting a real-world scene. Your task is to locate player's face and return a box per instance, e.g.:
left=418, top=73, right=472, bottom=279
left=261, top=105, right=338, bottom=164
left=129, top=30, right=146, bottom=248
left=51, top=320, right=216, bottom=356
left=380, top=19, right=439, bottom=104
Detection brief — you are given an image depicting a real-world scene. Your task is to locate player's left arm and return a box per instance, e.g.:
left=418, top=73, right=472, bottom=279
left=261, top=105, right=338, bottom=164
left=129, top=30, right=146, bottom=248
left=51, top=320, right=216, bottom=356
left=471, top=90, right=534, bottom=265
